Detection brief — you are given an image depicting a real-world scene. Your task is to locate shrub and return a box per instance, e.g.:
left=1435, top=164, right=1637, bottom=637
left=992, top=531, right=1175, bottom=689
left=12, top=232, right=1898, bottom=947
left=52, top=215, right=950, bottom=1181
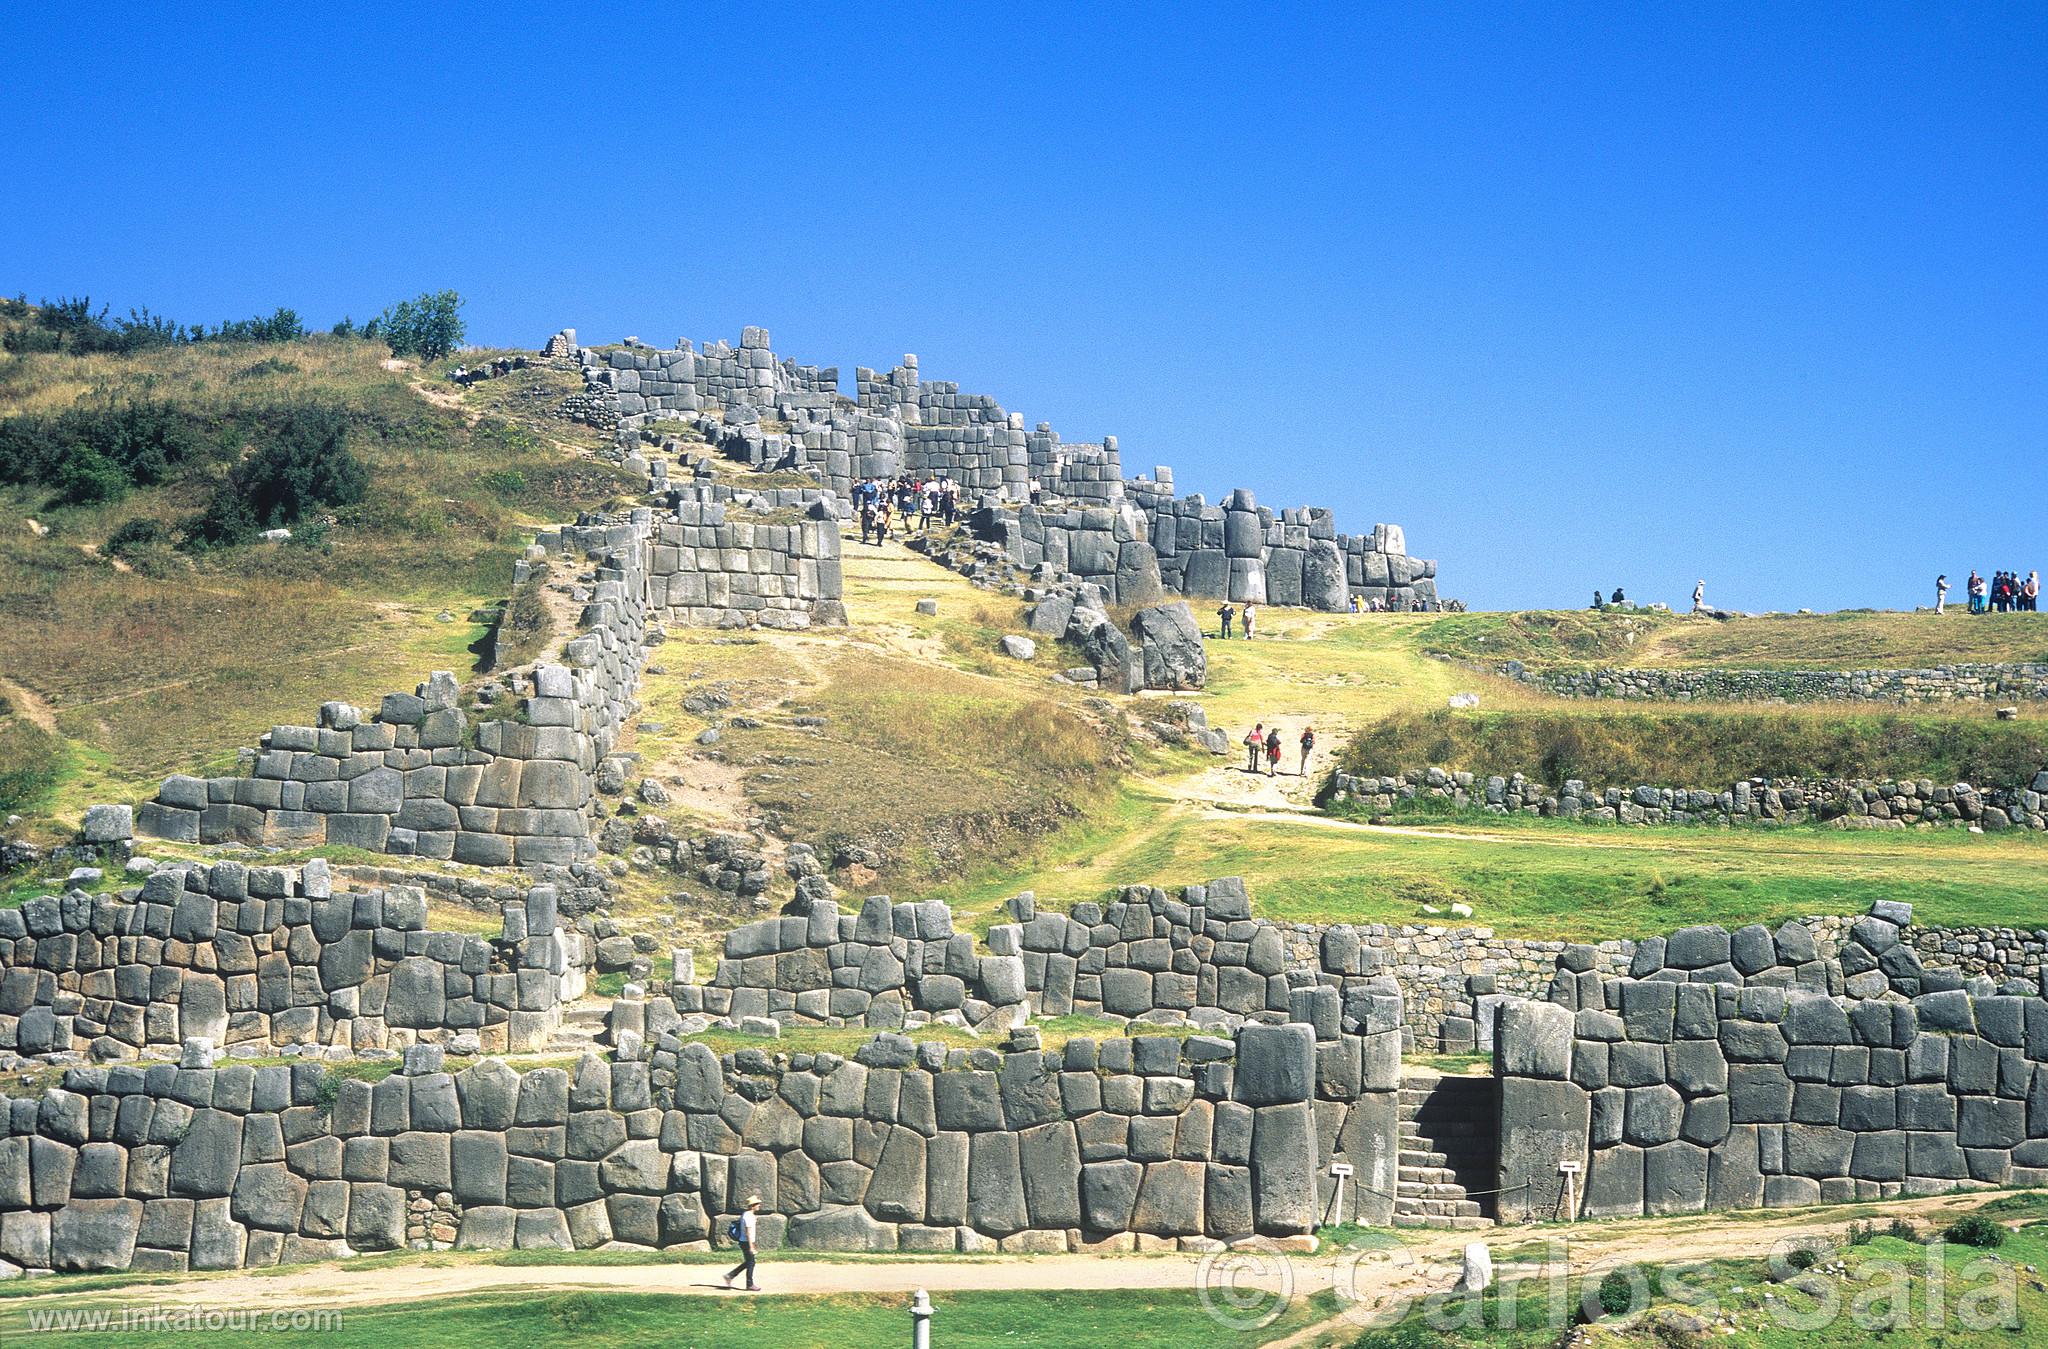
left=376, top=290, right=466, bottom=362
left=1785, top=1246, right=1823, bottom=1271
left=0, top=399, right=210, bottom=511
left=103, top=518, right=170, bottom=559
left=186, top=405, right=367, bottom=547
left=1944, top=1214, right=2006, bottom=1249
left=1595, top=1269, right=1637, bottom=1318
left=230, top=357, right=299, bottom=382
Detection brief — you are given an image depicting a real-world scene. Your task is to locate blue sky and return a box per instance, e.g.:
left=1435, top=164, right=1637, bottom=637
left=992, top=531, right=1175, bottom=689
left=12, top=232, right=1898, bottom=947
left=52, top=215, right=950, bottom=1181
left=5, top=4, right=2043, bottom=611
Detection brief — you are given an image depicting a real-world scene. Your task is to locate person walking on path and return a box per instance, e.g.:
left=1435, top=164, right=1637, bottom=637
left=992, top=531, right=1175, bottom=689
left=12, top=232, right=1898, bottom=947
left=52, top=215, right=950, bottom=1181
left=1935, top=574, right=1949, bottom=614
left=1242, top=604, right=1257, bottom=640
left=1264, top=726, right=1282, bottom=776
left=722, top=1196, right=763, bottom=1291
left=1217, top=603, right=1234, bottom=639
left=1298, top=726, right=1315, bottom=777
left=1243, top=723, right=1264, bottom=774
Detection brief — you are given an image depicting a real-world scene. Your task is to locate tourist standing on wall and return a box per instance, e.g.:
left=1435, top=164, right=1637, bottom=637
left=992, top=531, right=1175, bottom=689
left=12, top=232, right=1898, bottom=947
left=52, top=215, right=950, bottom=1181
left=1244, top=723, right=1263, bottom=773
left=1217, top=603, right=1234, bottom=639
left=2025, top=571, right=2040, bottom=612
left=1692, top=579, right=1706, bottom=613
left=722, top=1196, right=763, bottom=1291
left=1935, top=574, right=1949, bottom=614
left=1242, top=604, right=1257, bottom=640
left=1968, top=570, right=1986, bottom=613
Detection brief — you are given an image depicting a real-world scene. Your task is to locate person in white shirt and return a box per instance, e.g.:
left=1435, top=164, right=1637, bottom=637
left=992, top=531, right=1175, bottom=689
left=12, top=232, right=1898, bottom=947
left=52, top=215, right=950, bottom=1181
left=723, top=1195, right=763, bottom=1291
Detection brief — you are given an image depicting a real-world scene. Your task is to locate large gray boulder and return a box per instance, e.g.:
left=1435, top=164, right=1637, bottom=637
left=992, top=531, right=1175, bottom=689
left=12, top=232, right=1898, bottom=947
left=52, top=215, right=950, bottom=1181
left=1130, top=601, right=1206, bottom=691
left=1235, top=1024, right=1315, bottom=1105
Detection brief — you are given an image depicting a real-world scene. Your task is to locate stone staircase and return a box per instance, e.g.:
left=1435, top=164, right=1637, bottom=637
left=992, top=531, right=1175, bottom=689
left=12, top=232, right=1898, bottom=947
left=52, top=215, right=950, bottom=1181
left=1393, top=1072, right=1497, bottom=1230
left=541, top=1003, right=609, bottom=1056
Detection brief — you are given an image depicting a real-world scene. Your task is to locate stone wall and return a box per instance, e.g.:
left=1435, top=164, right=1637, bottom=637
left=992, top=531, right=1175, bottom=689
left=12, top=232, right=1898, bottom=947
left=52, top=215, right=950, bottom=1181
left=1329, top=767, right=2048, bottom=832
left=0, top=863, right=577, bottom=1061
left=549, top=502, right=846, bottom=633
left=971, top=499, right=1164, bottom=607
left=564, top=325, right=1444, bottom=609
left=1125, top=482, right=1437, bottom=612
left=0, top=1009, right=1398, bottom=1271
left=1495, top=901, right=2048, bottom=1222
left=1498, top=661, right=2048, bottom=704
left=136, top=536, right=648, bottom=866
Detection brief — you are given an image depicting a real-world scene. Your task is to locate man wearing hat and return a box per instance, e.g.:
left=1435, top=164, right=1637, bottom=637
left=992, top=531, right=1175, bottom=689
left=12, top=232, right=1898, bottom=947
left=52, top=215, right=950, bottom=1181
left=723, top=1196, right=763, bottom=1291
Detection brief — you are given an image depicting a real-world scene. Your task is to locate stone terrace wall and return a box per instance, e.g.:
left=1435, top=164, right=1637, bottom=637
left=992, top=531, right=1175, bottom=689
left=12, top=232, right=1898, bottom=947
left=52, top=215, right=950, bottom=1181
left=567, top=324, right=1444, bottom=609
left=1495, top=902, right=2048, bottom=1223
left=137, top=539, right=649, bottom=866
left=0, top=863, right=576, bottom=1060
left=548, top=502, right=846, bottom=633
left=1125, top=483, right=1437, bottom=612
left=687, top=896, right=1030, bottom=1032
left=970, top=499, right=1164, bottom=607
left=1501, top=662, right=2048, bottom=704
left=0, top=1013, right=1398, bottom=1272
left=1330, top=767, right=2048, bottom=833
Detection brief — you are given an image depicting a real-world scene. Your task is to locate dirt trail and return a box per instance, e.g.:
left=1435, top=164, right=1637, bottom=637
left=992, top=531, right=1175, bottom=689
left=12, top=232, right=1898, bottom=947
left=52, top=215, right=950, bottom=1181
left=0, top=676, right=59, bottom=733
left=3, top=1192, right=1999, bottom=1323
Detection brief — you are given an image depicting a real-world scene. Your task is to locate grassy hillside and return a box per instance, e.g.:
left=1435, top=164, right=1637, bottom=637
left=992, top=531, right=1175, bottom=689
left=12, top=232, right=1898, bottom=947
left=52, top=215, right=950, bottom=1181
left=1337, top=706, right=2048, bottom=790
left=1422, top=608, right=2048, bottom=672
left=0, top=330, right=636, bottom=831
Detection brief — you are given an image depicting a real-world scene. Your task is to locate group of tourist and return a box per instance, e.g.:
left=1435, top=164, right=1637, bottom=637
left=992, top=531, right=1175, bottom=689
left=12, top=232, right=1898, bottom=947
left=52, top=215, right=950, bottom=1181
left=1242, top=722, right=1315, bottom=776
left=1939, top=570, right=2039, bottom=614
left=1215, top=602, right=1257, bottom=639
left=852, top=475, right=960, bottom=544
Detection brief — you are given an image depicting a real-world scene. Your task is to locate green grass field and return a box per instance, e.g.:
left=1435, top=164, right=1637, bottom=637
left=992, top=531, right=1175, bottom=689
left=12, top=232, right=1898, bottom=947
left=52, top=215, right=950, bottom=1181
left=1341, top=1218, right=2047, bottom=1346
left=0, top=1286, right=1341, bottom=1347
left=923, top=781, right=2048, bottom=939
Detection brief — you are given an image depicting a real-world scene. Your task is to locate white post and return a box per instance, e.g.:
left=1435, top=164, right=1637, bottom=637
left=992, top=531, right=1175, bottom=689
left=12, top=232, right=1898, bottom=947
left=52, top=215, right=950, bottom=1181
left=911, top=1289, right=934, bottom=1349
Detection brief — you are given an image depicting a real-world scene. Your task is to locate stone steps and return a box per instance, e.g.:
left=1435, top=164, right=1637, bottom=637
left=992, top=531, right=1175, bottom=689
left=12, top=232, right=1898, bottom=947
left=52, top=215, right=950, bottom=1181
left=1392, top=1072, right=1498, bottom=1229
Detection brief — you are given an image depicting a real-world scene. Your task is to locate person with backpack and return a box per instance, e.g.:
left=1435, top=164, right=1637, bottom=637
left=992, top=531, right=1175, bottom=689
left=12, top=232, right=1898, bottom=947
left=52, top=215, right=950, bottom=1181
left=1244, top=723, right=1263, bottom=774
left=1217, top=602, right=1235, bottom=639
left=1298, top=727, right=1315, bottom=776
left=1264, top=726, right=1282, bottom=776
left=722, top=1196, right=763, bottom=1291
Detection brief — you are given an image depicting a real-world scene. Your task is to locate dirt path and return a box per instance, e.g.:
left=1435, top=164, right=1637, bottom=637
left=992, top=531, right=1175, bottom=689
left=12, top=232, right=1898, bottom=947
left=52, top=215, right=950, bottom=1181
left=7, top=1193, right=2000, bottom=1321
left=0, top=676, right=59, bottom=733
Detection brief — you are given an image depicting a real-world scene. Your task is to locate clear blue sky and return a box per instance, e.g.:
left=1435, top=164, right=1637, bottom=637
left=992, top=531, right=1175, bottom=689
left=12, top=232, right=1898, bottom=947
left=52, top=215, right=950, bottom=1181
left=6, top=5, right=2043, bottom=611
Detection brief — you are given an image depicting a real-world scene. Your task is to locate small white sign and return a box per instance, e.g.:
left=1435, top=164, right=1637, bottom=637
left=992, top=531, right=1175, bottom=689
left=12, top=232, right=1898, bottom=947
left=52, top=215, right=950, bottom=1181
left=1328, top=1162, right=1355, bottom=1177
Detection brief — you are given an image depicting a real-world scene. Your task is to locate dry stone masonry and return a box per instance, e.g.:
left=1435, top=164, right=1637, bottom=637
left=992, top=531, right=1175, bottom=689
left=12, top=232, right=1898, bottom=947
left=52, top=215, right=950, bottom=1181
left=563, top=325, right=1440, bottom=611
left=0, top=862, right=580, bottom=1062
left=1329, top=767, right=2048, bottom=832
left=1495, top=901, right=2048, bottom=1222
left=1495, top=661, right=2048, bottom=704
left=0, top=1010, right=1401, bottom=1272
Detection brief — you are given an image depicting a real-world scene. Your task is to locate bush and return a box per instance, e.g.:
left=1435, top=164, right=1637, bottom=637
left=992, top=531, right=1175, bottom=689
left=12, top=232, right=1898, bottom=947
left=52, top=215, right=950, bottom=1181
left=1944, top=1214, right=2006, bottom=1249
left=1785, top=1246, right=1823, bottom=1270
left=0, top=399, right=205, bottom=504
left=1595, top=1269, right=1637, bottom=1318
left=186, top=406, right=368, bottom=547
left=0, top=296, right=309, bottom=355
left=103, top=518, right=170, bottom=559
left=375, top=290, right=466, bottom=362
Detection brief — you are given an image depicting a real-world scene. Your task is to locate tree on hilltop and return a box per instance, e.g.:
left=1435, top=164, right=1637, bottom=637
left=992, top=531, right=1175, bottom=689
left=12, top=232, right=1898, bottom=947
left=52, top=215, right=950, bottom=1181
left=373, top=290, right=466, bottom=362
